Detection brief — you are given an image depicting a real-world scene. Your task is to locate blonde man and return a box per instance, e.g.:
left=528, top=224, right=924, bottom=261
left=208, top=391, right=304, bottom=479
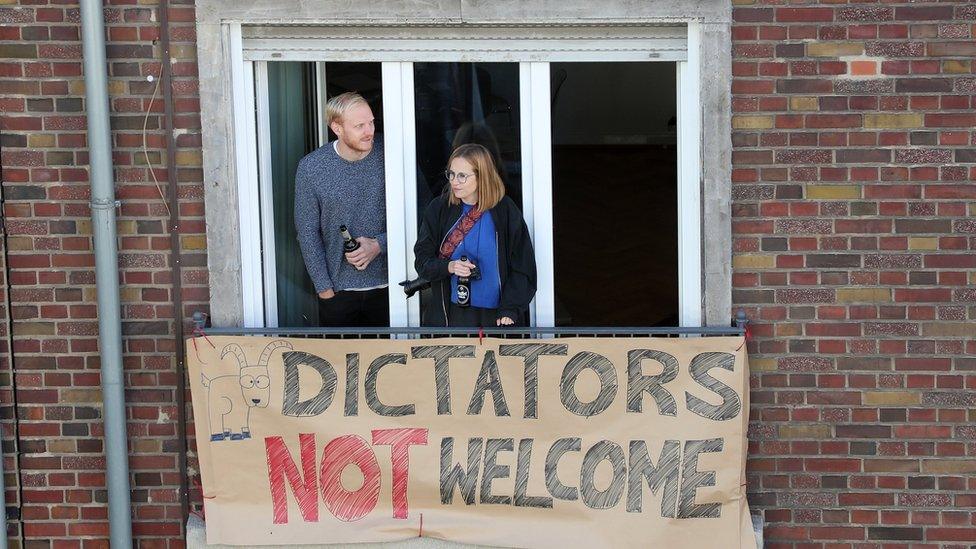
left=295, top=92, right=389, bottom=327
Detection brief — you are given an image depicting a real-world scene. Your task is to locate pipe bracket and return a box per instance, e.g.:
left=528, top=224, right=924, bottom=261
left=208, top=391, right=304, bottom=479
left=90, top=198, right=121, bottom=210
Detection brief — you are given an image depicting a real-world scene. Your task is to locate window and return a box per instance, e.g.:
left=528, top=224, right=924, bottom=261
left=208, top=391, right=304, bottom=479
left=550, top=62, right=678, bottom=326
left=200, top=13, right=730, bottom=329
left=234, top=26, right=701, bottom=329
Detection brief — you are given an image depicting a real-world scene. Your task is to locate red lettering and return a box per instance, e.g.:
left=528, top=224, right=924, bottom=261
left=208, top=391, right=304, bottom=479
left=264, top=434, right=319, bottom=524
left=372, top=428, right=429, bottom=519
left=319, top=435, right=381, bottom=522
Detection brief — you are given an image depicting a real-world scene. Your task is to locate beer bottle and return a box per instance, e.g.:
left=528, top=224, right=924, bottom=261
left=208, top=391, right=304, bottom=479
left=339, top=225, right=360, bottom=254
left=456, top=255, right=471, bottom=308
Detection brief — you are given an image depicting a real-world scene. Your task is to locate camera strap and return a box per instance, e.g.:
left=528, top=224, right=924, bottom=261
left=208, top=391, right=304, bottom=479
left=438, top=207, right=484, bottom=259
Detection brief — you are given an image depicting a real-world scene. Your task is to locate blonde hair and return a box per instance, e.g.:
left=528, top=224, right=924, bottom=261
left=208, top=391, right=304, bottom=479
left=447, top=143, right=505, bottom=212
left=326, top=92, right=369, bottom=126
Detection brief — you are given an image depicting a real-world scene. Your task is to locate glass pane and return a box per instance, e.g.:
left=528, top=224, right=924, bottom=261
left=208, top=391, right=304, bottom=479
left=412, top=62, right=522, bottom=322
left=324, top=63, right=384, bottom=141
left=550, top=62, right=678, bottom=327
left=268, top=61, right=383, bottom=327
left=414, top=63, right=522, bottom=214
left=267, top=61, right=318, bottom=327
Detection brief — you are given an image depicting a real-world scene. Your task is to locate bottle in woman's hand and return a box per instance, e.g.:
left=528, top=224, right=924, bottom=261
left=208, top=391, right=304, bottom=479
left=457, top=255, right=471, bottom=308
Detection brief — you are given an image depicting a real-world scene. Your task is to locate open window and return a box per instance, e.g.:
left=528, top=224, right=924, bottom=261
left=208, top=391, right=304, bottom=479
left=222, top=23, right=709, bottom=329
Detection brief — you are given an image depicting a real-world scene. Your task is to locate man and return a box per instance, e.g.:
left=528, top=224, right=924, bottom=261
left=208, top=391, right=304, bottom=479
left=294, top=92, right=388, bottom=327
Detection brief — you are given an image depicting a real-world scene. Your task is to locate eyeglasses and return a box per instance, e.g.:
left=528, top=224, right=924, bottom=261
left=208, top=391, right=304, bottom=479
left=444, top=170, right=475, bottom=184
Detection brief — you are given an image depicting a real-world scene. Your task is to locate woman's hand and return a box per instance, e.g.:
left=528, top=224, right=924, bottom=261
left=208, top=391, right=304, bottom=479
left=496, top=317, right=514, bottom=326
left=448, top=259, right=477, bottom=277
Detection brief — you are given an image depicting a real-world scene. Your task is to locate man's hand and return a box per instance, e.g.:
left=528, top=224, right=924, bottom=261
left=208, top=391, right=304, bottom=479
left=496, top=317, right=514, bottom=326
left=318, top=289, right=335, bottom=300
left=448, top=258, right=477, bottom=277
left=345, top=237, right=380, bottom=270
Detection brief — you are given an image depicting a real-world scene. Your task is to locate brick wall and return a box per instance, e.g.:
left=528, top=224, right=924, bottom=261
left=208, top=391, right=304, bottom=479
left=1, top=0, right=204, bottom=546
left=1, top=0, right=974, bottom=546
left=731, top=1, right=976, bottom=547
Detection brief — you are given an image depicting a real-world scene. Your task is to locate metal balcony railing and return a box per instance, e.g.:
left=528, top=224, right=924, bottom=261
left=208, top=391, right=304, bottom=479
left=194, top=311, right=748, bottom=339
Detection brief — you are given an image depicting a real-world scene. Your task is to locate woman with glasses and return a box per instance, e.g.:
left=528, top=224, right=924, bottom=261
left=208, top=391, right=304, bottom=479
left=413, top=143, right=537, bottom=327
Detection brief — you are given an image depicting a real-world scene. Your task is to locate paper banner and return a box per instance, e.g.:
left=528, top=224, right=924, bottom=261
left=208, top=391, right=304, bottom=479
left=188, top=336, right=755, bottom=549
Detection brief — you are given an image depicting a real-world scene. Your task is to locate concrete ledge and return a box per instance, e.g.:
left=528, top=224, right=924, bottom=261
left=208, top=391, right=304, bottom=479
left=186, top=515, right=490, bottom=549
left=188, top=514, right=765, bottom=548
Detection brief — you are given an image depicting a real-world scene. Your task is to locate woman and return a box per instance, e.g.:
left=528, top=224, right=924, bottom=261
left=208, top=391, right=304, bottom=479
left=414, top=143, right=536, bottom=327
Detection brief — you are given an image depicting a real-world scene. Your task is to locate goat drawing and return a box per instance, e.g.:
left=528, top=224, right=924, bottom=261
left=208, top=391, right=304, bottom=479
left=201, top=340, right=292, bottom=441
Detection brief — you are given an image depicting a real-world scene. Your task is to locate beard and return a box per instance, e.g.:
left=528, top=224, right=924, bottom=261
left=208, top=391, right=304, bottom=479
left=342, top=135, right=373, bottom=154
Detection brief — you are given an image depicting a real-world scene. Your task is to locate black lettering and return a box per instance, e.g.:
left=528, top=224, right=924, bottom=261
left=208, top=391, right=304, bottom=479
left=364, top=353, right=415, bottom=416
left=560, top=351, right=617, bottom=417
left=467, top=351, right=510, bottom=417
left=281, top=351, right=337, bottom=417
left=579, top=440, right=626, bottom=509
left=481, top=438, right=514, bottom=505
left=411, top=345, right=475, bottom=415
left=344, top=353, right=358, bottom=416
left=514, top=439, right=553, bottom=508
left=627, top=440, right=680, bottom=516
left=499, top=343, right=568, bottom=419
left=545, top=438, right=580, bottom=501
left=677, top=438, right=724, bottom=518
left=686, top=353, right=741, bottom=421
left=440, top=437, right=482, bottom=505
left=627, top=349, right=678, bottom=416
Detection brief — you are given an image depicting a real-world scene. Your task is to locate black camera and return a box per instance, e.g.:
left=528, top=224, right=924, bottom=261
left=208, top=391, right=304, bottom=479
left=399, top=277, right=431, bottom=298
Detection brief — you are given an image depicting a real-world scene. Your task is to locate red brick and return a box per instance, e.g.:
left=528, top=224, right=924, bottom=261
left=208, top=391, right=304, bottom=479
left=895, top=6, right=954, bottom=21
left=777, top=8, right=834, bottom=23
left=925, top=113, right=976, bottom=127
left=894, top=289, right=951, bottom=302
left=839, top=493, right=895, bottom=506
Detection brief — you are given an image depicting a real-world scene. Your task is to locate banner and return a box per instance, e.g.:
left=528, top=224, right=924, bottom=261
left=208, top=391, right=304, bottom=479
left=188, top=336, right=755, bottom=548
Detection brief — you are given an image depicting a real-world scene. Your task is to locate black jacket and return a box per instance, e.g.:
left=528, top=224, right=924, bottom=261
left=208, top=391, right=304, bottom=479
left=414, top=194, right=537, bottom=326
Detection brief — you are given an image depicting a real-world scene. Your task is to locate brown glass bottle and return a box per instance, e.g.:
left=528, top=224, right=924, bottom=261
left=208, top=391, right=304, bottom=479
left=456, top=255, right=471, bottom=308
left=339, top=225, right=360, bottom=254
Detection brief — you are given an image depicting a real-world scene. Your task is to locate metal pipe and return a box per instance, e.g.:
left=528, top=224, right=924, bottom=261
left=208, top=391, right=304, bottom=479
left=157, top=0, right=191, bottom=534
left=79, top=1, right=133, bottom=546
left=0, top=186, right=13, bottom=549
left=202, top=325, right=746, bottom=337
left=0, top=440, right=6, bottom=549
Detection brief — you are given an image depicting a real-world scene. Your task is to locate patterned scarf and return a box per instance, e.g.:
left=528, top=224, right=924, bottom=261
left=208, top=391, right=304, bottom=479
left=438, top=207, right=484, bottom=259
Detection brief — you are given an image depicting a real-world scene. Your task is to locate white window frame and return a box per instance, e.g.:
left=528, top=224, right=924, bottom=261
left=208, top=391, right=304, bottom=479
left=229, top=26, right=265, bottom=328
left=520, top=62, right=554, bottom=328
left=677, top=22, right=703, bottom=328
left=381, top=62, right=414, bottom=328
left=253, top=61, right=279, bottom=328
left=232, top=25, right=703, bottom=329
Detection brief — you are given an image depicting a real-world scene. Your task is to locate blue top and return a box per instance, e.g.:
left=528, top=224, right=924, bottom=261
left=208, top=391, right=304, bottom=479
left=450, top=203, right=501, bottom=309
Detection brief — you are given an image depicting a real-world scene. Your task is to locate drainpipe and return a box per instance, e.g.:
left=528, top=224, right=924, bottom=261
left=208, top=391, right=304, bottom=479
left=0, top=186, right=11, bottom=549
left=157, top=0, right=191, bottom=534
left=79, top=0, right=134, bottom=546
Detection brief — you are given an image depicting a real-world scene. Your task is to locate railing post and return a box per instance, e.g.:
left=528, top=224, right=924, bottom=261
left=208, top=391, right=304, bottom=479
left=191, top=311, right=208, bottom=332
left=734, top=309, right=749, bottom=330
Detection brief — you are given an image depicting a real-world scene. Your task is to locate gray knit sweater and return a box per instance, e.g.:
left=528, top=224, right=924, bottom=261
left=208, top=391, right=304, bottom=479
left=294, top=137, right=387, bottom=293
